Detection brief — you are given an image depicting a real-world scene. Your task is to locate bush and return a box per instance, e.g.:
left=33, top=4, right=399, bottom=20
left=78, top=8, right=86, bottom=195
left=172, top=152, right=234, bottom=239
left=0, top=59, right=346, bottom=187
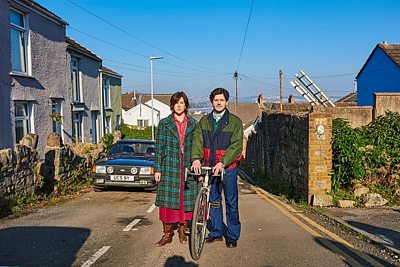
left=332, top=111, right=400, bottom=202
left=100, top=134, right=114, bottom=153
left=120, top=122, right=154, bottom=140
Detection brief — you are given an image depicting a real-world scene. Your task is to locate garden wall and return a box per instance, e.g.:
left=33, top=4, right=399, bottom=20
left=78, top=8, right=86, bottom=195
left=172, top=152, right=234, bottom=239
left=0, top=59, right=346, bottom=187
left=246, top=108, right=332, bottom=202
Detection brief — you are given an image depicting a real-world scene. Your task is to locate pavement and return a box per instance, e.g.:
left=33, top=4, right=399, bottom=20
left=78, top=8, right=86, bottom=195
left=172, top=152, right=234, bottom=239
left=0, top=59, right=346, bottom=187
left=238, top=168, right=400, bottom=256
left=323, top=206, right=400, bottom=255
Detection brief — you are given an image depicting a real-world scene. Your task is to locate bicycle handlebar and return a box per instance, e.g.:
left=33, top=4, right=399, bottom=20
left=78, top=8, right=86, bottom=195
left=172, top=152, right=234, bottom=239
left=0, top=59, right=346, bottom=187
left=185, top=166, right=225, bottom=180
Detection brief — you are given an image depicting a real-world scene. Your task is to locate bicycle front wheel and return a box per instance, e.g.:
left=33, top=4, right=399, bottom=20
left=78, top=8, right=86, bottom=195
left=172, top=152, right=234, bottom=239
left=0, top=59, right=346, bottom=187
left=190, top=187, right=208, bottom=260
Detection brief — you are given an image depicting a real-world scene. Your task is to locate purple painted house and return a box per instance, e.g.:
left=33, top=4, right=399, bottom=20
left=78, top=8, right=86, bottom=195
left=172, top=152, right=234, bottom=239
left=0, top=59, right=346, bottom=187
left=0, top=0, right=72, bottom=155
left=356, top=42, right=400, bottom=106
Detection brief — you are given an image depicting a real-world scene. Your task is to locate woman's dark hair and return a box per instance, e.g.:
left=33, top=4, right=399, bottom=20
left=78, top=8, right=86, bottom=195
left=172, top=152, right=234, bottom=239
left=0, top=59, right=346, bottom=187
left=209, top=87, right=229, bottom=102
left=170, top=91, right=189, bottom=113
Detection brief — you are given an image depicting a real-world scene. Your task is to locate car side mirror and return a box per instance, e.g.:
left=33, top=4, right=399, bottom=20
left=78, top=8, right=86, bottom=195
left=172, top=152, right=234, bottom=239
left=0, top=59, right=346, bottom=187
left=99, top=152, right=107, bottom=159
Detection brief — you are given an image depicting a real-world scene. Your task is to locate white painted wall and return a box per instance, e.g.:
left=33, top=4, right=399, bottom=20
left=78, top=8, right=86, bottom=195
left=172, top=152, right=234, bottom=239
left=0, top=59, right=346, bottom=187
left=122, top=103, right=160, bottom=126
left=144, top=98, right=171, bottom=120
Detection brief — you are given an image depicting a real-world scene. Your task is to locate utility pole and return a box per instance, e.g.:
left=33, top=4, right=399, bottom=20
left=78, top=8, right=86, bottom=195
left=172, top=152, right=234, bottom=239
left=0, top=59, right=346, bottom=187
left=234, top=71, right=238, bottom=114
left=279, top=70, right=283, bottom=112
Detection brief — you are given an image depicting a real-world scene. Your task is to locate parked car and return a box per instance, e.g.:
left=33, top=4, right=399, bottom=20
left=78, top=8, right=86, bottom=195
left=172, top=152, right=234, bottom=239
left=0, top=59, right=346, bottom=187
left=92, top=139, right=156, bottom=191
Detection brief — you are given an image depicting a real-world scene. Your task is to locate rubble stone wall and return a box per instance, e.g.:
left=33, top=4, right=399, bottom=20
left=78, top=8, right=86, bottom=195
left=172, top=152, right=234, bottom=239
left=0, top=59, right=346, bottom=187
left=0, top=145, right=38, bottom=198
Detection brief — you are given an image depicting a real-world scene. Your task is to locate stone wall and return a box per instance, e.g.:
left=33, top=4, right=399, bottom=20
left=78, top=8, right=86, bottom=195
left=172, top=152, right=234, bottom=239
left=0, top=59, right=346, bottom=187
left=246, top=109, right=332, bottom=202
left=0, top=145, right=38, bottom=199
left=42, top=133, right=102, bottom=191
left=0, top=133, right=103, bottom=200
left=374, top=93, right=400, bottom=118
left=327, top=106, right=373, bottom=128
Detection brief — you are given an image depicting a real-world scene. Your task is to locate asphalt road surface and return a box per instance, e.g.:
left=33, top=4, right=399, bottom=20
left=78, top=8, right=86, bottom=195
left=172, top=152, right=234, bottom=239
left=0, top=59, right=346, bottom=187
left=0, top=177, right=396, bottom=267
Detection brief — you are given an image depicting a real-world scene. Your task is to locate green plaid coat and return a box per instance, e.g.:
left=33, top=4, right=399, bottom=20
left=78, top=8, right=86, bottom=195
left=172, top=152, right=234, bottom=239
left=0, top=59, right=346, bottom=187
left=154, top=114, right=199, bottom=211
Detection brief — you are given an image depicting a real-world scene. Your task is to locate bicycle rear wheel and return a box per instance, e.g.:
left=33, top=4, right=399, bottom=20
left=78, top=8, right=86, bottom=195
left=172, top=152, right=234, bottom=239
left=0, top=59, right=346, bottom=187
left=190, top=187, right=208, bottom=260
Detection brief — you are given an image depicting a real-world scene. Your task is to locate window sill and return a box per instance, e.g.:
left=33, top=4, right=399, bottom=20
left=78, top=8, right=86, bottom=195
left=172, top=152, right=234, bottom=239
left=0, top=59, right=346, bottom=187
left=104, top=107, right=114, bottom=111
left=10, top=71, right=36, bottom=79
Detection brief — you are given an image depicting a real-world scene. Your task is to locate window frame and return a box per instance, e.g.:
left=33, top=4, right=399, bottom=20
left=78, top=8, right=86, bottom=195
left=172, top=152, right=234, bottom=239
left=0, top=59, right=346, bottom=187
left=10, top=8, right=30, bottom=75
left=72, top=111, right=83, bottom=143
left=14, top=101, right=33, bottom=143
left=71, top=58, right=81, bottom=102
left=104, top=115, right=112, bottom=134
left=103, top=78, right=111, bottom=108
left=51, top=99, right=62, bottom=134
left=137, top=119, right=149, bottom=127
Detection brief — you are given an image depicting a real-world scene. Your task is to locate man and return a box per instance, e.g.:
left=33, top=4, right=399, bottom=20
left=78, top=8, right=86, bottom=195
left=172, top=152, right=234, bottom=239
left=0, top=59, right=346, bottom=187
left=191, top=87, right=243, bottom=248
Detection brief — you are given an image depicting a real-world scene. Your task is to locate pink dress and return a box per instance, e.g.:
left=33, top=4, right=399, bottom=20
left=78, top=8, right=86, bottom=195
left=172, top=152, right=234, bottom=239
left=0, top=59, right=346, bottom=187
left=159, top=114, right=193, bottom=223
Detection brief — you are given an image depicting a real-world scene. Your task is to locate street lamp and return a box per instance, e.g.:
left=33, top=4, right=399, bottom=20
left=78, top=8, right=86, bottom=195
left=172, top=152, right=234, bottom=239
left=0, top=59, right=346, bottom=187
left=150, top=56, right=163, bottom=140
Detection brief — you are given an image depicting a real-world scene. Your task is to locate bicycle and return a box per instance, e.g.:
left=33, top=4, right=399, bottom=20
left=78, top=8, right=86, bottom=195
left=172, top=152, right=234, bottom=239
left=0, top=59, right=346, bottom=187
left=185, top=166, right=225, bottom=260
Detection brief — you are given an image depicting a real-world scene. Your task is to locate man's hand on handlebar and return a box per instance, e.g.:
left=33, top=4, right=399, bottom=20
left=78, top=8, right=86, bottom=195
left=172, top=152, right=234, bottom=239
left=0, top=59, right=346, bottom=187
left=212, top=162, right=225, bottom=176
left=191, top=160, right=202, bottom=175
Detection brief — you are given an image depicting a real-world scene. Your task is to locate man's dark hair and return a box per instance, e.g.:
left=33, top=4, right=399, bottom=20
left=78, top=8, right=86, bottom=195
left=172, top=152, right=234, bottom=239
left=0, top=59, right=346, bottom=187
left=209, top=87, right=229, bottom=102
left=170, top=91, right=189, bottom=113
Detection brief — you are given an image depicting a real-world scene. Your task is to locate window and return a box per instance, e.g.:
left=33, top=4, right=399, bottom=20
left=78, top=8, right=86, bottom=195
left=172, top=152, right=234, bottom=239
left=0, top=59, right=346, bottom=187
left=103, top=78, right=110, bottom=108
left=72, top=112, right=83, bottom=143
left=137, top=119, right=149, bottom=127
left=51, top=99, right=62, bottom=134
left=15, top=101, right=32, bottom=142
left=10, top=9, right=28, bottom=73
left=105, top=116, right=111, bottom=134
left=116, top=115, right=121, bottom=130
left=71, top=58, right=81, bottom=102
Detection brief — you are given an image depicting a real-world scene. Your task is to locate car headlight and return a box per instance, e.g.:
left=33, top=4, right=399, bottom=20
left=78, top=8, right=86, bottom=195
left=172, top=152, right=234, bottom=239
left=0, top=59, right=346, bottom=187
left=131, top=167, right=138, bottom=174
left=140, top=167, right=154, bottom=175
left=107, top=166, right=114, bottom=174
left=94, top=166, right=106, bottom=174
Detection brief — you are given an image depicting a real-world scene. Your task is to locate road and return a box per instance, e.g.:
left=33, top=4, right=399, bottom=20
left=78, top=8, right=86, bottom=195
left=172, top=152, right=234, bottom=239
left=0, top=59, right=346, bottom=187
left=0, top=176, right=395, bottom=267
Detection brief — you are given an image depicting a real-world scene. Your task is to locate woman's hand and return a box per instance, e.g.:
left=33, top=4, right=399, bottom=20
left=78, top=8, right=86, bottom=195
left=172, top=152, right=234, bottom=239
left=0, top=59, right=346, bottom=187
left=155, top=172, right=161, bottom=183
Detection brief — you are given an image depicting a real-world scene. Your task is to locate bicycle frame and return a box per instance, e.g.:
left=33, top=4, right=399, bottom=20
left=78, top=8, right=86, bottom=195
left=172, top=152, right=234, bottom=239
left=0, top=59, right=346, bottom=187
left=185, top=166, right=224, bottom=260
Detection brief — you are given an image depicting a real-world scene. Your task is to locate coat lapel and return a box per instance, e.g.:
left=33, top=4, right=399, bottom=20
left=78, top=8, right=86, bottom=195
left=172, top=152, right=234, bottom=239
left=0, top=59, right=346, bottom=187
left=185, top=116, right=196, bottom=138
left=165, top=114, right=179, bottom=140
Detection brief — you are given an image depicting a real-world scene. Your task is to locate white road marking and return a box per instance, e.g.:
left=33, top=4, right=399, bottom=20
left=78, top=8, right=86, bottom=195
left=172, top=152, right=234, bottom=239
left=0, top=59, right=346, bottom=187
left=80, top=246, right=111, bottom=267
left=146, top=203, right=156, bottom=213
left=123, top=219, right=141, bottom=232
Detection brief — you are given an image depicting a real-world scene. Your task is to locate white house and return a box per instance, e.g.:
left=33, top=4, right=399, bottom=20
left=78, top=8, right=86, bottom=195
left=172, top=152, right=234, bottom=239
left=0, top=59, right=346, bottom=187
left=122, top=103, right=161, bottom=127
left=144, top=98, right=171, bottom=120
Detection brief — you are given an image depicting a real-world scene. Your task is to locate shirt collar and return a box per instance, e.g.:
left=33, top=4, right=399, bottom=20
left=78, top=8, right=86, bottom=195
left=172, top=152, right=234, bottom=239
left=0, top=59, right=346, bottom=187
left=212, top=109, right=226, bottom=122
left=174, top=113, right=187, bottom=123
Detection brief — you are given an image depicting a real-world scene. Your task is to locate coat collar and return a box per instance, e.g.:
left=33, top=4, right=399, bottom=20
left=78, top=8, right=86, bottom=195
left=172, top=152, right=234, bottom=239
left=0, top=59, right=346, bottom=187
left=207, top=109, right=230, bottom=137
left=165, top=113, right=196, bottom=140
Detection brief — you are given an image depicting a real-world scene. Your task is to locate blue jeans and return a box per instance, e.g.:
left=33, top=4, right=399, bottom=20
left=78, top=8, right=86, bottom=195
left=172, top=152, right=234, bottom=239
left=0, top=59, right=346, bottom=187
left=209, top=166, right=241, bottom=241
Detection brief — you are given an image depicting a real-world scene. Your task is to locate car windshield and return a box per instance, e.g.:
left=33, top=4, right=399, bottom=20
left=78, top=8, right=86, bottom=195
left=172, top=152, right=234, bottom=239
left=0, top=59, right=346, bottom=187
left=110, top=142, right=155, bottom=156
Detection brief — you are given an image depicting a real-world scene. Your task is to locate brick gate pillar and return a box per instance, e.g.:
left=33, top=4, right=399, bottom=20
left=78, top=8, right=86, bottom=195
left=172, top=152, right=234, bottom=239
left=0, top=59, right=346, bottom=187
left=308, top=110, right=332, bottom=203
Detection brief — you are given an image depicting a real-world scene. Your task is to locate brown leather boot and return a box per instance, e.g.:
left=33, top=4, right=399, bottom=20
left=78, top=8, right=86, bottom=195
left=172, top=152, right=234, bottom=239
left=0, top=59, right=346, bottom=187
left=177, top=221, right=188, bottom=244
left=156, top=223, right=174, bottom=247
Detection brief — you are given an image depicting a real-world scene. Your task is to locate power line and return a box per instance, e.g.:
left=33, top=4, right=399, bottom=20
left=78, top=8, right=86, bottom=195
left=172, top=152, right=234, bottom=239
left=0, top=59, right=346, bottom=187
left=69, top=26, right=230, bottom=75
left=236, top=0, right=255, bottom=71
left=124, top=74, right=232, bottom=89
left=106, top=63, right=230, bottom=78
left=66, top=0, right=226, bottom=74
left=103, top=58, right=230, bottom=77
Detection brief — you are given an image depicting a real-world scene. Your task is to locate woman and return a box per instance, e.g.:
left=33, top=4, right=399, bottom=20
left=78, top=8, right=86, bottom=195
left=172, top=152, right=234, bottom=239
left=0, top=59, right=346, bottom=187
left=154, top=91, right=198, bottom=246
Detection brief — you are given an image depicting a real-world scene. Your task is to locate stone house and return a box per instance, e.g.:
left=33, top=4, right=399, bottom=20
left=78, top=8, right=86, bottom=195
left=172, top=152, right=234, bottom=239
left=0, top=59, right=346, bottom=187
left=356, top=42, right=400, bottom=106
left=66, top=36, right=102, bottom=144
left=0, top=0, right=69, bottom=155
left=100, top=66, right=123, bottom=136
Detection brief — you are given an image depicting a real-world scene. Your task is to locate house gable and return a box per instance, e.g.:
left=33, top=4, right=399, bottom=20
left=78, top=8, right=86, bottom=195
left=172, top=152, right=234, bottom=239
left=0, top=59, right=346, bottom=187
left=356, top=44, right=400, bottom=106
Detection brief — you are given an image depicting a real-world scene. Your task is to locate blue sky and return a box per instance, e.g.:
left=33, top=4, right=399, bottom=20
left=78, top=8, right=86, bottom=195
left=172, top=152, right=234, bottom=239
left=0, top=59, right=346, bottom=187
left=37, top=0, right=400, bottom=99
